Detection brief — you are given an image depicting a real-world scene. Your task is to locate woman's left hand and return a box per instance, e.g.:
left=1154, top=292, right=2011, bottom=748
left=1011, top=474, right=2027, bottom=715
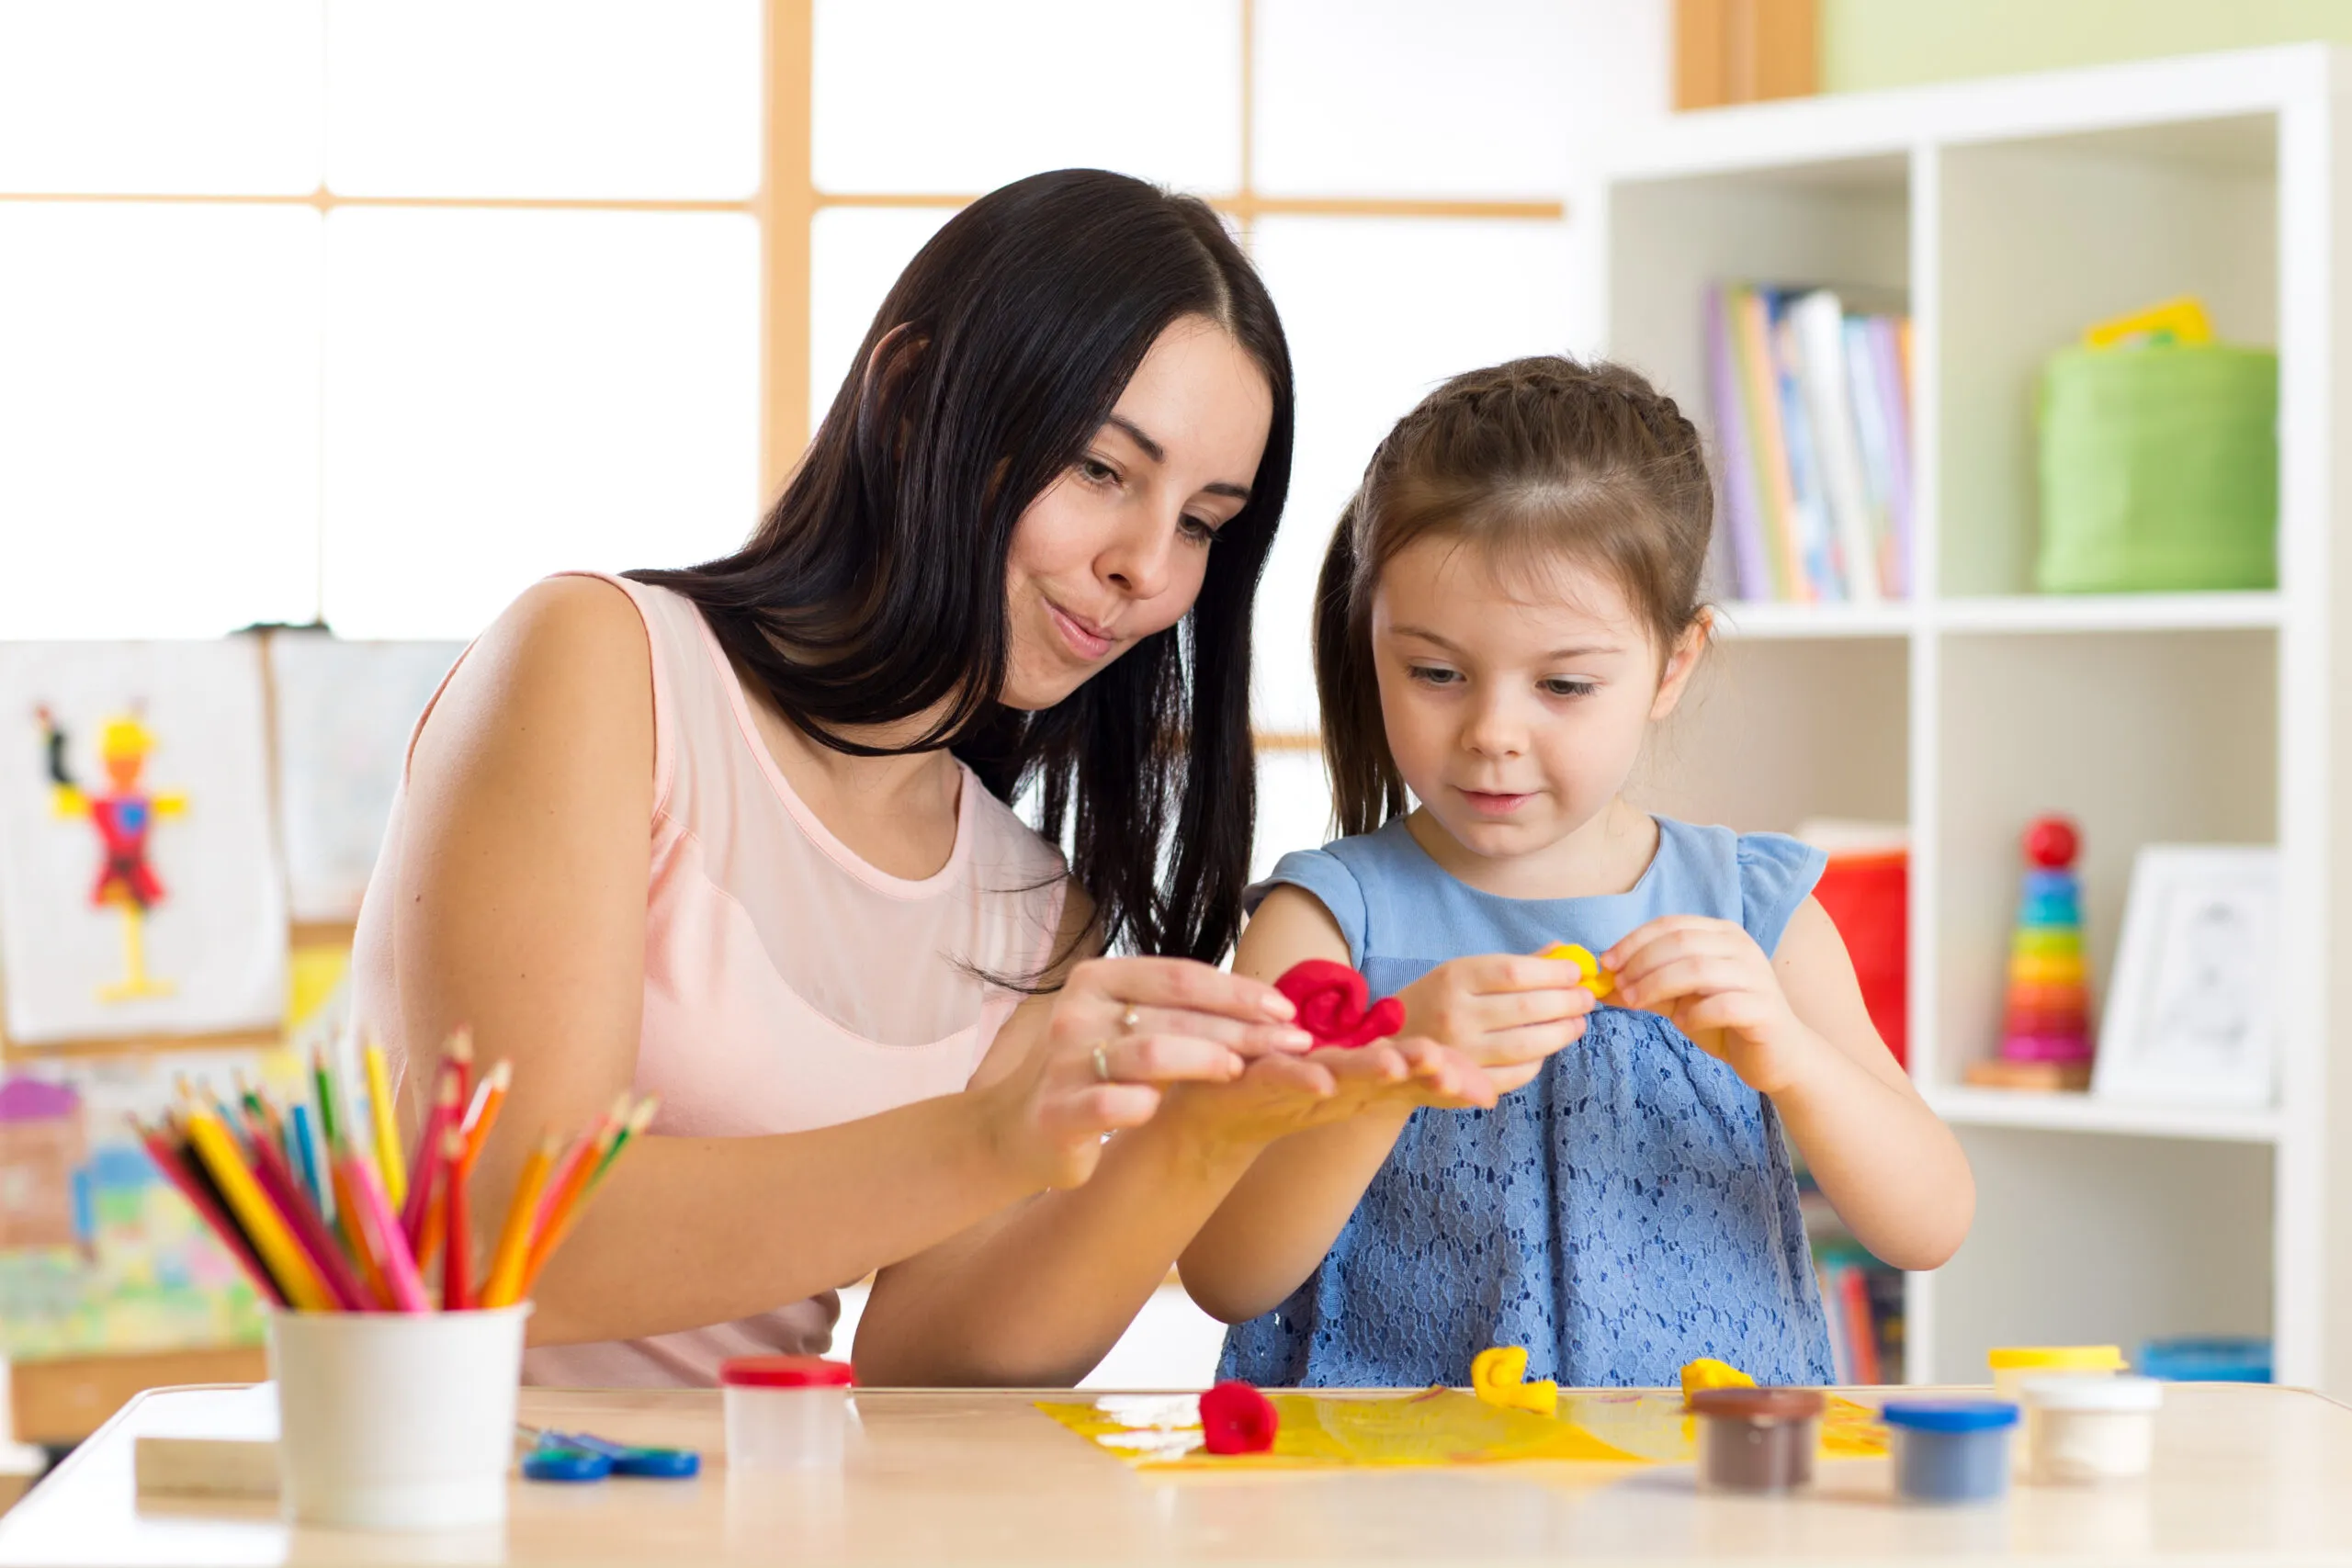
left=1602, top=916, right=1825, bottom=1096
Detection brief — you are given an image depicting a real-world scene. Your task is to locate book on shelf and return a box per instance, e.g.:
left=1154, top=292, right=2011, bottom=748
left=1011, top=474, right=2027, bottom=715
left=1797, top=1165, right=1905, bottom=1385
left=1705, top=282, right=1914, bottom=605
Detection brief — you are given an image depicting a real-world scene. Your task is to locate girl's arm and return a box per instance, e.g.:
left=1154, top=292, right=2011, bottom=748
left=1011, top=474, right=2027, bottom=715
left=1606, top=899, right=1973, bottom=1271
left=853, top=895, right=1496, bottom=1385
left=390, top=578, right=1283, bottom=1347
left=1178, top=888, right=1593, bottom=1324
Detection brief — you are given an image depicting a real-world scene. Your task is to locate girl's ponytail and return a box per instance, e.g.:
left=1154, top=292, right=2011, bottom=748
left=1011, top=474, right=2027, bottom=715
left=1312, top=495, right=1408, bottom=839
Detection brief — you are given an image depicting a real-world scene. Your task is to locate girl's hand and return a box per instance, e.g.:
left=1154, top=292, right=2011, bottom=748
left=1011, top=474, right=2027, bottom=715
left=1396, top=953, right=1597, bottom=1093
left=1159, top=1037, right=1496, bottom=1156
left=972, top=957, right=1315, bottom=1190
left=1604, top=917, right=1823, bottom=1095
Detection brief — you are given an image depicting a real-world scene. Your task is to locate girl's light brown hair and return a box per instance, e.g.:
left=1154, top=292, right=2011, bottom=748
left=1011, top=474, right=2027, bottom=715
left=1312, top=355, right=1713, bottom=837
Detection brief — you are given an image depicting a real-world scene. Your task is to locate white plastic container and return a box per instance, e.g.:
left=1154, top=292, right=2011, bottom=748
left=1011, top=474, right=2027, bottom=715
left=1988, top=1346, right=2123, bottom=1473
left=2021, top=1374, right=2162, bottom=1483
left=720, top=1356, right=854, bottom=1471
left=267, top=1304, right=529, bottom=1530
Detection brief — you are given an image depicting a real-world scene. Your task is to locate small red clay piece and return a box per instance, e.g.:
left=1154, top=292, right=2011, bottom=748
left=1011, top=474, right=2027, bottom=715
left=1200, top=1379, right=1279, bottom=1454
left=1272, top=959, right=1406, bottom=1050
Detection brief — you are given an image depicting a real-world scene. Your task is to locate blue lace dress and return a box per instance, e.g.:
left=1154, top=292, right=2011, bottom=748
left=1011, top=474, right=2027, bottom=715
left=1217, top=815, right=1838, bottom=1389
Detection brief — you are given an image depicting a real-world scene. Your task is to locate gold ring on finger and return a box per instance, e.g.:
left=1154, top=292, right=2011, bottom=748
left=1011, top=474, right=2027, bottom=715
left=1091, top=1043, right=1114, bottom=1083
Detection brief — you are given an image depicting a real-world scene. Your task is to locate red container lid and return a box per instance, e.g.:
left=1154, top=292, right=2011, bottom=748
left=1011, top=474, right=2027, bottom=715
left=719, top=1355, right=855, bottom=1388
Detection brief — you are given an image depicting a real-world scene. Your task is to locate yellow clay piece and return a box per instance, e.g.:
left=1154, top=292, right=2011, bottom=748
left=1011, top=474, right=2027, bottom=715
left=1470, top=1345, right=1558, bottom=1417
left=1679, top=1357, right=1758, bottom=1408
left=1540, top=942, right=1615, bottom=999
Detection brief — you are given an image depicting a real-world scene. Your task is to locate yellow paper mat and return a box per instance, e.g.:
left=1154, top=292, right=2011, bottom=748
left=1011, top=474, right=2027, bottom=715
left=1035, top=1388, right=1886, bottom=1470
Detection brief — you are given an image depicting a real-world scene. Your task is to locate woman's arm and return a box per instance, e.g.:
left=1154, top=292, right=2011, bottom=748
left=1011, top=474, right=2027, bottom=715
left=1605, top=900, right=1973, bottom=1271
left=388, top=578, right=1251, bottom=1346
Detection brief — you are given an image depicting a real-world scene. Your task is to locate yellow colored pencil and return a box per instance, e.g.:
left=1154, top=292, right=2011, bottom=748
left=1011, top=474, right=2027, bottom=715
left=183, top=1109, right=337, bottom=1312
left=364, top=1039, right=407, bottom=1208
left=481, top=1135, right=557, bottom=1310
left=517, top=1120, right=623, bottom=1297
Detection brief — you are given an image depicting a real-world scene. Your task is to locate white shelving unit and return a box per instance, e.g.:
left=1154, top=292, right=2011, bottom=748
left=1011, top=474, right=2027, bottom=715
left=1591, top=46, right=2352, bottom=1392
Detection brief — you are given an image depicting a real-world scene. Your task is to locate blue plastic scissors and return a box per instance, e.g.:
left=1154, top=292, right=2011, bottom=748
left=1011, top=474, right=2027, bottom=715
left=518, top=1425, right=700, bottom=1482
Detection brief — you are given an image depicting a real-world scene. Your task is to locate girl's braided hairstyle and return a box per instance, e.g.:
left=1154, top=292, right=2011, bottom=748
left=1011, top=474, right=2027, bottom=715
left=1312, top=355, right=1713, bottom=836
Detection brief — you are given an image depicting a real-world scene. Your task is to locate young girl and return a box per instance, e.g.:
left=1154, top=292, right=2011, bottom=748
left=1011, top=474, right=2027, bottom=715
left=1180, top=356, right=1973, bottom=1388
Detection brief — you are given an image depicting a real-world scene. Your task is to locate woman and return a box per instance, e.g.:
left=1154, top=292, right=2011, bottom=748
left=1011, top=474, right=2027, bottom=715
left=352, top=170, right=1485, bottom=1386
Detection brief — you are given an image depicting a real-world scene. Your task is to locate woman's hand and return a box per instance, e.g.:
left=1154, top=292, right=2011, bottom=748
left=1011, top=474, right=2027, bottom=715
left=1396, top=953, right=1597, bottom=1092
left=970, top=956, right=1313, bottom=1191
left=1604, top=916, right=1823, bottom=1095
left=1157, top=1036, right=1496, bottom=1156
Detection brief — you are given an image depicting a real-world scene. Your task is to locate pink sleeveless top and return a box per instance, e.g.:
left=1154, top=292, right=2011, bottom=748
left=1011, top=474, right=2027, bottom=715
left=350, top=573, right=1068, bottom=1386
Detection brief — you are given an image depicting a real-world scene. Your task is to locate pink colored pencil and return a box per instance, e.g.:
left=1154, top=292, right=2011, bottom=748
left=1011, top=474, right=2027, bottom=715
left=341, top=1151, right=430, bottom=1313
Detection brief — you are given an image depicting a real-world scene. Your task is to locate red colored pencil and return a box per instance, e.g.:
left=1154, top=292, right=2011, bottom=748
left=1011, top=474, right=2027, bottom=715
left=131, top=1118, right=286, bottom=1307
left=441, top=1127, right=472, bottom=1311
left=401, top=1071, right=461, bottom=1253
left=241, top=1115, right=372, bottom=1311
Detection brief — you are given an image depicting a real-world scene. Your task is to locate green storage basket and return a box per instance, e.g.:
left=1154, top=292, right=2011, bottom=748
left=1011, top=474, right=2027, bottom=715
left=2036, top=343, right=2278, bottom=592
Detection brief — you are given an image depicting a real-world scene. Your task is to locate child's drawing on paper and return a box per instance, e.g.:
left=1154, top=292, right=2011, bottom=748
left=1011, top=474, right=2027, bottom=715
left=0, top=1077, right=88, bottom=1252
left=266, top=635, right=461, bottom=923
left=36, top=706, right=187, bottom=1001
left=0, top=1054, right=298, bottom=1359
left=0, top=642, right=285, bottom=1046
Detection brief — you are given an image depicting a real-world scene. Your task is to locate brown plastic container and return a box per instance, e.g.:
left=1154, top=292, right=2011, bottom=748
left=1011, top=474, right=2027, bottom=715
left=1690, top=1387, right=1826, bottom=1494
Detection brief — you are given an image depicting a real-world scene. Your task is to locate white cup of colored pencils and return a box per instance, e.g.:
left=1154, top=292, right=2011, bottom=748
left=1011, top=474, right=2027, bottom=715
left=131, top=1031, right=654, bottom=1530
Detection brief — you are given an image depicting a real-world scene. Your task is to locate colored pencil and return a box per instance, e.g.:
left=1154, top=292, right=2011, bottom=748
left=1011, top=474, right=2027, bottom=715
left=131, top=1118, right=285, bottom=1307
left=481, top=1135, right=556, bottom=1310
left=518, top=1114, right=627, bottom=1298
left=329, top=1156, right=394, bottom=1310
left=535, top=1093, right=628, bottom=1235
left=183, top=1108, right=336, bottom=1312
left=241, top=1121, right=372, bottom=1312
left=363, top=1038, right=407, bottom=1209
left=441, top=1128, right=472, bottom=1312
left=341, top=1149, right=430, bottom=1313
left=288, top=1102, right=329, bottom=1223
left=593, top=1096, right=657, bottom=1182
left=311, top=1048, right=340, bottom=1150
left=461, top=1059, right=511, bottom=1169
left=401, top=1072, right=461, bottom=1253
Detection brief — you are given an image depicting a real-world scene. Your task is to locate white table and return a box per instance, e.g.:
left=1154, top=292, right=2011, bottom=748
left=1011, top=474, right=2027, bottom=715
left=2, top=1382, right=2348, bottom=1564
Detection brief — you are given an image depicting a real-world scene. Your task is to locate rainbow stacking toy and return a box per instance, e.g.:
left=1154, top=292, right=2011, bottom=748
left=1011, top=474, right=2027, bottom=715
left=1971, top=816, right=2094, bottom=1090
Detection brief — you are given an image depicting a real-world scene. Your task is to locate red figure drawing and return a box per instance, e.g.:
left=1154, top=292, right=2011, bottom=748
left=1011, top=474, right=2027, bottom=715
left=36, top=705, right=186, bottom=1002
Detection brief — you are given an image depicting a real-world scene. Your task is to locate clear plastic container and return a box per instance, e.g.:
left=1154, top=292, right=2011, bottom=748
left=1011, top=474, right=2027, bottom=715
left=719, top=1356, right=854, bottom=1471
left=2021, top=1374, right=2161, bottom=1484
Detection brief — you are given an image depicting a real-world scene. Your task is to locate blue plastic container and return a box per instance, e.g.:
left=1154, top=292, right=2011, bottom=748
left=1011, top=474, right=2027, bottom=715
left=2139, top=1336, right=2272, bottom=1382
left=1883, top=1400, right=2018, bottom=1505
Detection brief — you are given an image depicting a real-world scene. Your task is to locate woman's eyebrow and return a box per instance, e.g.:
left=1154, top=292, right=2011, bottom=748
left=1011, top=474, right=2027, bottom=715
left=1106, top=412, right=1252, bottom=502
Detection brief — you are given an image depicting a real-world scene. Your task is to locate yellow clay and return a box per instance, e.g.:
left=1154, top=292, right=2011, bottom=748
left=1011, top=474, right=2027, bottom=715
left=1540, top=942, right=1615, bottom=999
left=1679, top=1357, right=1757, bottom=1408
left=1470, top=1345, right=1558, bottom=1417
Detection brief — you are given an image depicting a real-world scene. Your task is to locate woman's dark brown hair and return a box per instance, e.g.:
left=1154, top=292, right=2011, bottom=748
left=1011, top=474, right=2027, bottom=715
left=633, top=170, right=1293, bottom=966
left=1313, top=355, right=1711, bottom=837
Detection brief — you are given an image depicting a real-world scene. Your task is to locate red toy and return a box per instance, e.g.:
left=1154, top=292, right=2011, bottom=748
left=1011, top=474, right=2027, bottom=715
left=1200, top=1380, right=1278, bottom=1455
left=1273, top=959, right=1404, bottom=1050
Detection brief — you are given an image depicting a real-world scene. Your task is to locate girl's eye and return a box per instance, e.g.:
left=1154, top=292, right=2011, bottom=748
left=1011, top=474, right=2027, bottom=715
left=1078, top=457, right=1119, bottom=486
left=1408, top=665, right=1462, bottom=687
left=1178, top=514, right=1219, bottom=546
left=1542, top=678, right=1598, bottom=699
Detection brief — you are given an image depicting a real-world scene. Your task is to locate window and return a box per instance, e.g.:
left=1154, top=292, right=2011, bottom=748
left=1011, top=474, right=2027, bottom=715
left=8, top=0, right=1664, bottom=821
left=0, top=0, right=764, bottom=639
